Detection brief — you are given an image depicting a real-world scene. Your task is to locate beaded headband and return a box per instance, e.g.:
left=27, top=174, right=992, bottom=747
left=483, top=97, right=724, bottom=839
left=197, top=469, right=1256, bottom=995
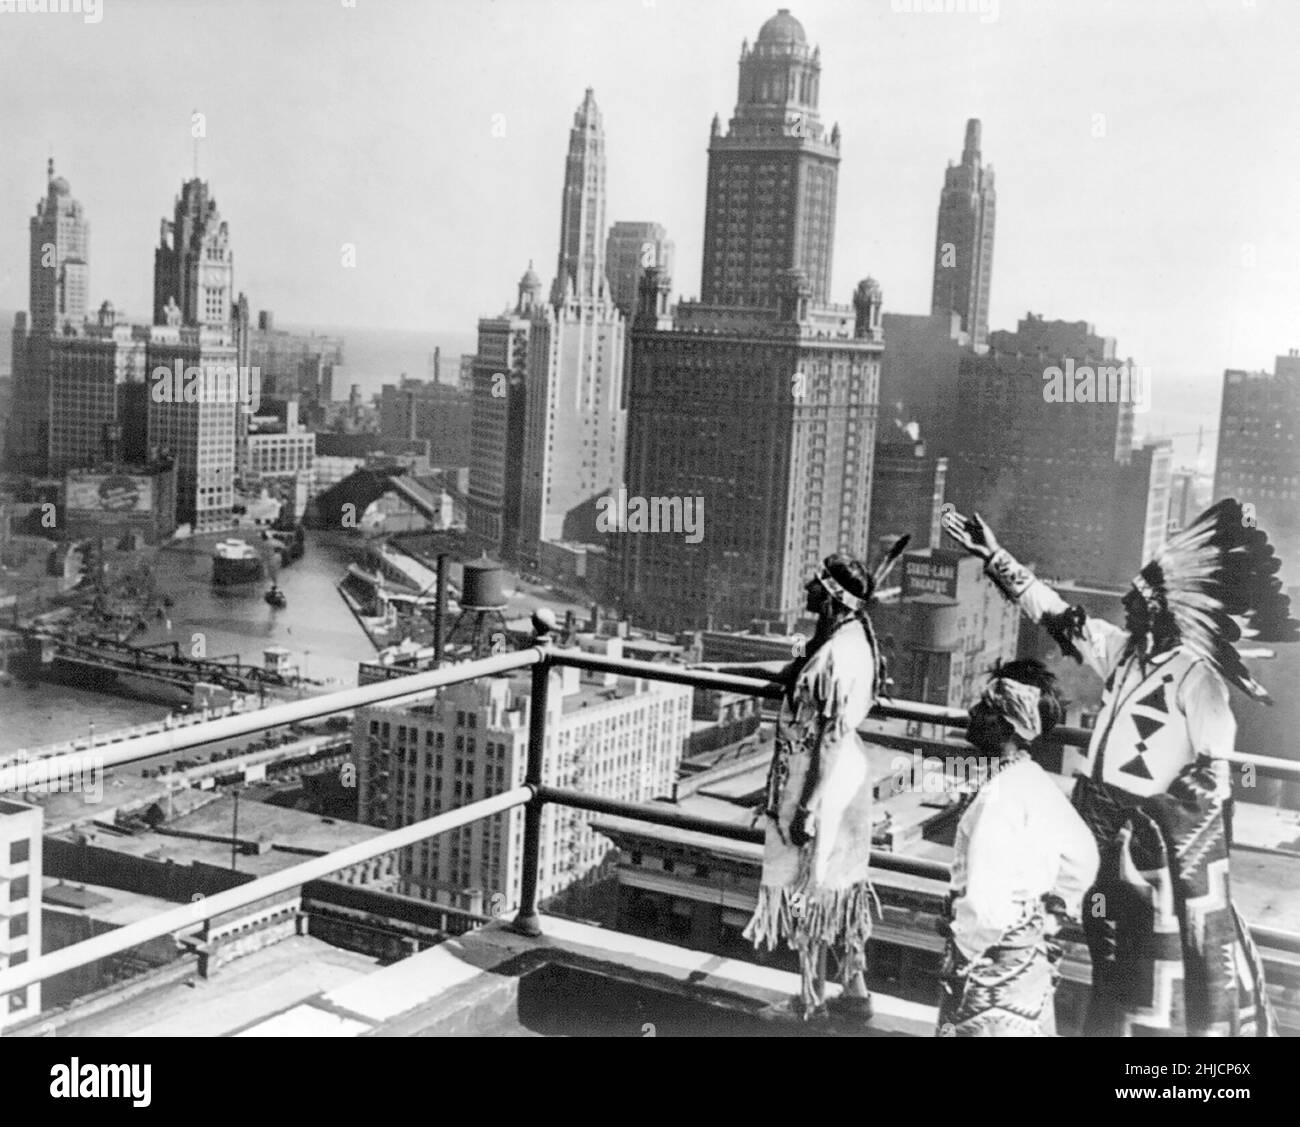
left=816, top=566, right=866, bottom=613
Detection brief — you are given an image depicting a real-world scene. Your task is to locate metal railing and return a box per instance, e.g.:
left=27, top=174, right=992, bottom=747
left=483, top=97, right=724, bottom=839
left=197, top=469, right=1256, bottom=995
left=2, top=634, right=1299, bottom=1007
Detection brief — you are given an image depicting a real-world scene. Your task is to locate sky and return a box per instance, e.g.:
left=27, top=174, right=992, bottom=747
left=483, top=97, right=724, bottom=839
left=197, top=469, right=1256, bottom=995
left=0, top=0, right=1297, bottom=453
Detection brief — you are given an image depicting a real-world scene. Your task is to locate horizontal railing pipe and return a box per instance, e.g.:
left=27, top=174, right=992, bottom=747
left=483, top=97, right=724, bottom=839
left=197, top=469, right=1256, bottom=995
left=0, top=648, right=539, bottom=784
left=0, top=786, right=532, bottom=998
left=546, top=651, right=786, bottom=700
left=539, top=786, right=954, bottom=883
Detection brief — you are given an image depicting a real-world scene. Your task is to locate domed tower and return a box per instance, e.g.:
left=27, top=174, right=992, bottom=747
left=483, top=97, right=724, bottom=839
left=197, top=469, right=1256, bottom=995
left=853, top=277, right=883, bottom=341
left=701, top=10, right=841, bottom=310
left=516, top=260, right=543, bottom=315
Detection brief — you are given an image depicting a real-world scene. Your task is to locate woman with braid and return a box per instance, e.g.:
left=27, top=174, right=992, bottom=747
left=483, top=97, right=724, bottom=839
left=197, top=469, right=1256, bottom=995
left=943, top=500, right=1295, bottom=1036
left=695, top=547, right=906, bottom=1021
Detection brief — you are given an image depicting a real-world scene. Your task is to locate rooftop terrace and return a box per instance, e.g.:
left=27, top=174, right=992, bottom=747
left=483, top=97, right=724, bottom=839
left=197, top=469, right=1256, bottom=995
left=2, top=633, right=1298, bottom=1036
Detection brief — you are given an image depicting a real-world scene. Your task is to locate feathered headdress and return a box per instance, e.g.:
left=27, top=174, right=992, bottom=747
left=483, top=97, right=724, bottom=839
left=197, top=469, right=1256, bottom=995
left=1133, top=498, right=1299, bottom=703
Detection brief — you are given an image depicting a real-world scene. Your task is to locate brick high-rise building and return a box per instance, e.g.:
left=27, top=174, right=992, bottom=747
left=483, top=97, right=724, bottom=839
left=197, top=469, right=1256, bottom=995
left=153, top=179, right=233, bottom=330
left=518, top=90, right=626, bottom=564
left=1215, top=353, right=1300, bottom=573
left=46, top=303, right=150, bottom=476
left=701, top=9, right=840, bottom=310
left=947, top=314, right=1146, bottom=586
left=468, top=264, right=543, bottom=558
left=931, top=119, right=995, bottom=352
left=618, top=11, right=882, bottom=632
left=377, top=378, right=473, bottom=468
left=878, top=309, right=970, bottom=459
left=354, top=636, right=690, bottom=913
left=605, top=222, right=675, bottom=319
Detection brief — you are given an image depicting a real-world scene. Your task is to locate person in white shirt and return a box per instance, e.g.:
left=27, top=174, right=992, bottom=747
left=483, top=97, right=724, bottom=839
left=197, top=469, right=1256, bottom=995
left=938, top=659, right=1099, bottom=1036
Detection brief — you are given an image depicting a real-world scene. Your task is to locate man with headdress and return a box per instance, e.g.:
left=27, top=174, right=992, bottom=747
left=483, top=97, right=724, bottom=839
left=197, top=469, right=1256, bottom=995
left=695, top=543, right=908, bottom=1020
left=943, top=499, right=1296, bottom=1036
left=938, top=660, right=1099, bottom=1036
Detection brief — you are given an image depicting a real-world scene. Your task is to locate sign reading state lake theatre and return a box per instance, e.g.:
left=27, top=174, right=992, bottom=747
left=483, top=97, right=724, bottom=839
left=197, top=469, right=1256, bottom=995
left=901, top=551, right=961, bottom=599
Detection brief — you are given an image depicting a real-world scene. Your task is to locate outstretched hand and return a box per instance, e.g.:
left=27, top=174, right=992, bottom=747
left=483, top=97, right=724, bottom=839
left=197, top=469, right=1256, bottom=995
left=941, top=507, right=1000, bottom=562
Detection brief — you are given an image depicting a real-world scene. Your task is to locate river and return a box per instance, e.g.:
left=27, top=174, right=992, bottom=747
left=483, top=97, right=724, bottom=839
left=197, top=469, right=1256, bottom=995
left=0, top=529, right=590, bottom=754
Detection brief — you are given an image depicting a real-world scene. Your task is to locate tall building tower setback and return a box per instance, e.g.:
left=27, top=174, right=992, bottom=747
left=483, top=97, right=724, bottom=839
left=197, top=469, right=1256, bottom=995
left=518, top=90, right=626, bottom=563
left=153, top=179, right=233, bottom=329
left=931, top=119, right=996, bottom=351
left=618, top=11, right=883, bottom=632
left=29, top=159, right=90, bottom=335
left=551, top=88, right=610, bottom=308
left=701, top=9, right=840, bottom=309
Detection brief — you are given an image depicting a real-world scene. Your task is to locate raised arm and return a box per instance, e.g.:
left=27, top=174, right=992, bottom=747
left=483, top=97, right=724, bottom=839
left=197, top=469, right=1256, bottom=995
left=942, top=508, right=1128, bottom=680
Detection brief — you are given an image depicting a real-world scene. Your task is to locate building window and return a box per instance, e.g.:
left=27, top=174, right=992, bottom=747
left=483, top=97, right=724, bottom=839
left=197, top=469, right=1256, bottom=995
left=9, top=990, right=27, bottom=1014
left=9, top=915, right=28, bottom=939
left=9, top=840, right=29, bottom=865
left=9, top=876, right=29, bottom=901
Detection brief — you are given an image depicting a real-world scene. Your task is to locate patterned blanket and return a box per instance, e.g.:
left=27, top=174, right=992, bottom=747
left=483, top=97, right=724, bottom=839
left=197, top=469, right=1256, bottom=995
left=936, top=901, right=1063, bottom=1037
left=1072, top=756, right=1275, bottom=1037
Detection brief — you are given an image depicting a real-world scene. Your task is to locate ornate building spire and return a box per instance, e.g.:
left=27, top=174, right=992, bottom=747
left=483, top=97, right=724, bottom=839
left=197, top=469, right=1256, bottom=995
left=551, top=88, right=609, bottom=308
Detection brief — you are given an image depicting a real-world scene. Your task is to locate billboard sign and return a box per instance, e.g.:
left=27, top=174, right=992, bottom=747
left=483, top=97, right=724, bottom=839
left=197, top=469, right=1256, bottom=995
left=67, top=474, right=154, bottom=515
left=901, top=550, right=961, bottom=599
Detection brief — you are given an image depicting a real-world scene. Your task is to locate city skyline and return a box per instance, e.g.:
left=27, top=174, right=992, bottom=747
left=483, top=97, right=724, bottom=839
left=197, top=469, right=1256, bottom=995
left=0, top=0, right=1296, bottom=435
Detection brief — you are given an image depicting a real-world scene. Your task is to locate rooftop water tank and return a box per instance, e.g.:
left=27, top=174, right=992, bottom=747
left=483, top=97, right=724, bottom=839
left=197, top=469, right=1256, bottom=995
left=460, top=557, right=507, bottom=610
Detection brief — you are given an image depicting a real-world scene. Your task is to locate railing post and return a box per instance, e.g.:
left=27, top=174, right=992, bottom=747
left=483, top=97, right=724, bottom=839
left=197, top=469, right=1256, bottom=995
left=511, top=615, right=555, bottom=937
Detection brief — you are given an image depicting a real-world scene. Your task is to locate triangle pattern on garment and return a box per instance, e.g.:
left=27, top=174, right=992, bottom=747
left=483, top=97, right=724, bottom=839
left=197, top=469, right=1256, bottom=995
left=1136, top=683, right=1168, bottom=714
left=1119, top=754, right=1154, bottom=780
left=1132, top=714, right=1164, bottom=742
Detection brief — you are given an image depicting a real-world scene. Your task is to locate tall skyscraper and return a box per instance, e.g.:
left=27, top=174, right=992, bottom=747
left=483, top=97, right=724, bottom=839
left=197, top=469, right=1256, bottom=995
left=8, top=162, right=92, bottom=473
left=153, top=179, right=233, bottom=329
left=1215, top=353, right=1300, bottom=573
left=931, top=119, right=996, bottom=351
left=29, top=159, right=89, bottom=335
left=518, top=90, right=626, bottom=565
left=468, top=264, right=543, bottom=558
left=148, top=180, right=240, bottom=531
left=605, top=222, right=675, bottom=319
left=701, top=9, right=840, bottom=309
left=618, top=11, right=883, bottom=632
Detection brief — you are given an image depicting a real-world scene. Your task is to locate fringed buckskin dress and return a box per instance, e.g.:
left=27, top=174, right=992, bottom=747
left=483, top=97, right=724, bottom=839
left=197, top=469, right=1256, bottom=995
left=743, top=620, right=879, bottom=973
